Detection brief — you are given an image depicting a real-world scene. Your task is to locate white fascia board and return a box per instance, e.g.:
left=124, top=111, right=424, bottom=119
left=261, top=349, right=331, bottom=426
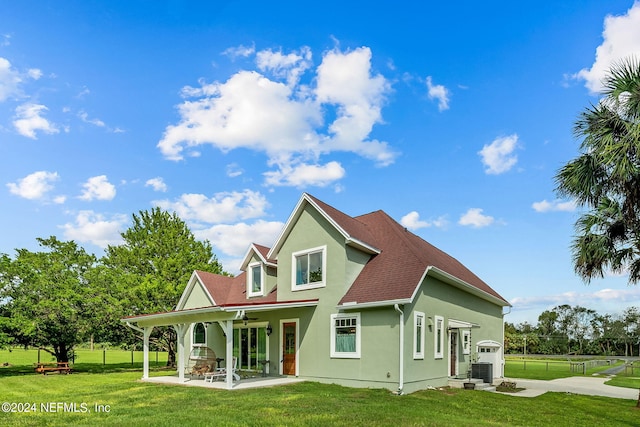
left=266, top=194, right=308, bottom=260
left=267, top=193, right=380, bottom=259
left=336, top=298, right=411, bottom=310
left=346, top=237, right=380, bottom=255
left=176, top=271, right=214, bottom=310
left=121, top=306, right=229, bottom=327
left=239, top=244, right=277, bottom=271
left=222, top=300, right=319, bottom=313
left=427, top=266, right=511, bottom=307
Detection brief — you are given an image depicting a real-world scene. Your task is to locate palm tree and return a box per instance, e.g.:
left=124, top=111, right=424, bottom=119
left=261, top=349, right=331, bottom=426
left=555, top=56, right=640, bottom=284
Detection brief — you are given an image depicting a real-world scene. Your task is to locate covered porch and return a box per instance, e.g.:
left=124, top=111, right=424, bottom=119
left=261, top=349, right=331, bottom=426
left=122, top=300, right=318, bottom=390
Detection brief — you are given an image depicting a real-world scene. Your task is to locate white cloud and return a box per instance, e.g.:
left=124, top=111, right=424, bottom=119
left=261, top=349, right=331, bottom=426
left=194, top=219, right=284, bottom=271
left=7, top=170, right=60, bottom=200
left=532, top=199, right=577, bottom=213
left=256, top=46, right=312, bottom=87
left=79, top=175, right=116, bottom=201
left=458, top=208, right=494, bottom=228
left=400, top=211, right=448, bottom=230
left=425, top=76, right=450, bottom=111
left=154, top=189, right=268, bottom=224
left=478, top=134, right=519, bottom=175
left=315, top=47, right=396, bottom=166
left=0, top=57, right=22, bottom=101
left=158, top=45, right=397, bottom=186
left=27, top=68, right=42, bottom=80
left=222, top=43, right=256, bottom=60
left=61, top=210, right=127, bottom=248
left=263, top=161, right=345, bottom=188
left=575, top=2, right=640, bottom=94
left=145, top=177, right=168, bottom=192
left=226, top=163, right=244, bottom=178
left=13, top=103, right=59, bottom=138
left=78, top=110, right=105, bottom=127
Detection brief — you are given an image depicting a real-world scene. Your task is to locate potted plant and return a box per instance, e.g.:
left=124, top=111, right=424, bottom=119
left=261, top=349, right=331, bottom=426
left=463, top=352, right=479, bottom=390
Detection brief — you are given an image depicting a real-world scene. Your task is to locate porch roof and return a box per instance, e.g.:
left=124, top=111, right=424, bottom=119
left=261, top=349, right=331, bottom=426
left=122, top=298, right=319, bottom=328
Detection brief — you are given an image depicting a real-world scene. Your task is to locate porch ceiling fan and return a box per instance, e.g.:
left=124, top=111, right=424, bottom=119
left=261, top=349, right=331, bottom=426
left=242, top=314, right=259, bottom=325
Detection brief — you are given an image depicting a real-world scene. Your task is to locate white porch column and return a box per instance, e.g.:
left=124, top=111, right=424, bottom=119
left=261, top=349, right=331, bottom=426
left=142, top=327, right=153, bottom=379
left=225, top=319, right=233, bottom=390
left=174, top=324, right=189, bottom=381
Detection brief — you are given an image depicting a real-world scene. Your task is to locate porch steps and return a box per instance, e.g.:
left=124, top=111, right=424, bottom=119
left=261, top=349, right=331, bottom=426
left=448, top=378, right=496, bottom=392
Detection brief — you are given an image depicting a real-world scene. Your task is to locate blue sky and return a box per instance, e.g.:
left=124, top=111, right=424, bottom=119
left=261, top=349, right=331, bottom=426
left=2, top=1, right=640, bottom=325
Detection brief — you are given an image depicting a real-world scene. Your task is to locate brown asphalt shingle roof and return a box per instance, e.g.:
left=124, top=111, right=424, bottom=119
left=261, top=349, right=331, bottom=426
left=194, top=270, right=278, bottom=306
left=338, top=210, right=508, bottom=305
left=193, top=193, right=508, bottom=309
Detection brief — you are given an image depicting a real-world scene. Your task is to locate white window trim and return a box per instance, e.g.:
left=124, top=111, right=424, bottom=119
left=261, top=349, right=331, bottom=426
left=434, top=315, right=444, bottom=359
left=191, top=322, right=207, bottom=349
left=291, top=245, right=327, bottom=291
left=247, top=262, right=264, bottom=297
left=462, top=330, right=471, bottom=355
left=330, top=313, right=361, bottom=359
left=414, top=311, right=425, bottom=359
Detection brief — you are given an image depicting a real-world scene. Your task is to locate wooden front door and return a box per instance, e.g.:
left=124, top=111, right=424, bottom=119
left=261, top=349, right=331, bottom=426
left=282, top=322, right=296, bottom=375
left=450, top=331, right=458, bottom=376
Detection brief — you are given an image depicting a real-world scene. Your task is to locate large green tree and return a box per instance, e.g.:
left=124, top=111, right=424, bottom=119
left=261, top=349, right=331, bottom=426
left=556, top=57, right=640, bottom=283
left=103, top=207, right=224, bottom=366
left=0, top=237, right=97, bottom=362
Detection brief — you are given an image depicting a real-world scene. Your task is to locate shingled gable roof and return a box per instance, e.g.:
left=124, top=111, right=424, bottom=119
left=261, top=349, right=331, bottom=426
left=283, top=194, right=509, bottom=308
left=239, top=243, right=277, bottom=271
left=337, top=210, right=509, bottom=307
left=267, top=193, right=380, bottom=260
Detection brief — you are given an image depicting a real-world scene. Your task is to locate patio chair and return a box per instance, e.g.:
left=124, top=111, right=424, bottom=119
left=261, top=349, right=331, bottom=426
left=204, top=356, right=240, bottom=383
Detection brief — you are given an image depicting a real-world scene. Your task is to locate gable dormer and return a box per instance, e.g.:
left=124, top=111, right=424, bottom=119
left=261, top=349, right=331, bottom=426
left=240, top=243, right=277, bottom=298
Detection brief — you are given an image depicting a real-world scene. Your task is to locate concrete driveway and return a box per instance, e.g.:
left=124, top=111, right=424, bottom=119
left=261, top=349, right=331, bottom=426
left=501, top=376, right=638, bottom=400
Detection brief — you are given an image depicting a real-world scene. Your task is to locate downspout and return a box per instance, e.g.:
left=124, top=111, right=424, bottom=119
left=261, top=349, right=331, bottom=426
left=394, top=304, right=404, bottom=395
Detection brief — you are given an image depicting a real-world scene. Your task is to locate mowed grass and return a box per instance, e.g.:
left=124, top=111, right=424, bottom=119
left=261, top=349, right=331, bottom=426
left=505, top=358, right=627, bottom=380
left=1, top=350, right=639, bottom=426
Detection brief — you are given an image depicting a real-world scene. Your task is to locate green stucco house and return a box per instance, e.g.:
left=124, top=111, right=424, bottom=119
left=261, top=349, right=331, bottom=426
left=123, top=193, right=510, bottom=393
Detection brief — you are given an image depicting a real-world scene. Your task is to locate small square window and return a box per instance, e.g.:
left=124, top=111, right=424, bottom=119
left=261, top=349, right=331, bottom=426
left=292, top=246, right=326, bottom=290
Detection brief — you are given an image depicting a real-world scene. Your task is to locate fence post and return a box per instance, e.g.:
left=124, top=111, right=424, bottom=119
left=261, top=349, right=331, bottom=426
left=524, top=360, right=526, bottom=370
left=38, top=348, right=41, bottom=364
left=103, top=349, right=106, bottom=366
left=131, top=349, right=134, bottom=366
left=156, top=350, right=158, bottom=366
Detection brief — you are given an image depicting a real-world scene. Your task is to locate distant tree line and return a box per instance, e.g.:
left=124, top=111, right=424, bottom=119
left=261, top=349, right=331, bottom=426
left=506, top=304, right=640, bottom=356
left=0, top=208, right=225, bottom=365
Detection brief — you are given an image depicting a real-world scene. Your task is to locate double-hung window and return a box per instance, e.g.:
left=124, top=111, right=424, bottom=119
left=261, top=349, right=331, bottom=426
left=414, top=312, right=425, bottom=359
left=247, top=262, right=263, bottom=297
left=434, top=315, right=444, bottom=359
left=292, top=246, right=326, bottom=290
left=330, top=313, right=360, bottom=358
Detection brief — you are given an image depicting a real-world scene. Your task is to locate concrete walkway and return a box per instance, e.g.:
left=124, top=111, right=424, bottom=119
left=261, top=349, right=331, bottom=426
left=500, top=376, right=638, bottom=400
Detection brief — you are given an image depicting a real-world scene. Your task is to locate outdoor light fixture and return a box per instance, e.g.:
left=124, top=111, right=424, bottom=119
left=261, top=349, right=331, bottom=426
left=243, top=314, right=249, bottom=326
left=266, top=323, right=272, bottom=336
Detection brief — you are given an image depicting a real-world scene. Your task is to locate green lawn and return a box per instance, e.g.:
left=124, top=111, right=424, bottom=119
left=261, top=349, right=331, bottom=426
left=504, top=358, right=625, bottom=381
left=2, top=351, right=639, bottom=426
left=0, top=369, right=638, bottom=426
